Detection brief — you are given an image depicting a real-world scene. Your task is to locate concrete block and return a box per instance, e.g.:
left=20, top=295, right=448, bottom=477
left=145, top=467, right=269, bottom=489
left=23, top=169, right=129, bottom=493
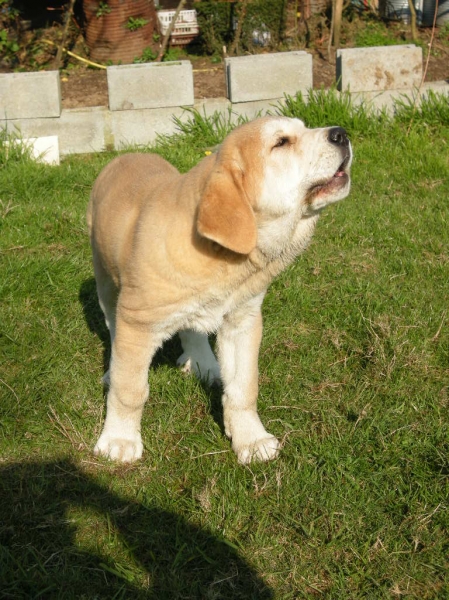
left=194, top=97, right=231, bottom=119
left=225, top=51, right=313, bottom=103
left=0, top=71, right=61, bottom=119
left=351, top=89, right=411, bottom=115
left=58, top=107, right=107, bottom=154
left=1, top=107, right=107, bottom=155
left=351, top=80, right=449, bottom=115
left=110, top=106, right=188, bottom=149
left=421, top=80, right=449, bottom=98
left=107, top=61, right=194, bottom=111
left=1, top=117, right=59, bottom=146
left=231, top=98, right=287, bottom=121
left=336, top=45, right=422, bottom=92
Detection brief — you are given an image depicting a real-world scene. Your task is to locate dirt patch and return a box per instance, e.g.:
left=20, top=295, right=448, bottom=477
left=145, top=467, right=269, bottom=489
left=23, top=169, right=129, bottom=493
left=60, top=57, right=229, bottom=109
left=61, top=69, right=108, bottom=109
left=57, top=50, right=353, bottom=109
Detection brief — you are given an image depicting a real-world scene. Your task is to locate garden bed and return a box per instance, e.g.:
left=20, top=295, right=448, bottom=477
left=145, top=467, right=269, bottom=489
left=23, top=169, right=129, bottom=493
left=1, top=6, right=447, bottom=109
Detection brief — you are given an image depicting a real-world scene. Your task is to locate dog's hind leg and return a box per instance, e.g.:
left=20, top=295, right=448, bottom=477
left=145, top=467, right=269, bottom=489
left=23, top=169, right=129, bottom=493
left=94, top=312, right=164, bottom=463
left=177, top=330, right=221, bottom=385
left=93, top=256, right=118, bottom=386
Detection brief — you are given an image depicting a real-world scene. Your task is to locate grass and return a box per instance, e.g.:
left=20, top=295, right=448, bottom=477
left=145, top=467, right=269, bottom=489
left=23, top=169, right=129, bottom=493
left=1, top=94, right=448, bottom=598
left=352, top=20, right=409, bottom=48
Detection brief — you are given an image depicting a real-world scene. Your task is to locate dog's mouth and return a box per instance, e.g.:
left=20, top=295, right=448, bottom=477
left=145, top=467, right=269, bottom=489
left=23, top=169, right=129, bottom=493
left=334, top=153, right=351, bottom=178
left=307, top=154, right=351, bottom=200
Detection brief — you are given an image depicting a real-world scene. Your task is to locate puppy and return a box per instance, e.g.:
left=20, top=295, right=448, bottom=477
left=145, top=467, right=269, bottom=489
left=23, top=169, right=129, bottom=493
left=87, top=116, right=352, bottom=464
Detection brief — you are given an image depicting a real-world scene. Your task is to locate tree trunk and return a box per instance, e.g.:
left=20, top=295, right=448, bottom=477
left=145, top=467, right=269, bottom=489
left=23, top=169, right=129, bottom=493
left=53, top=0, right=76, bottom=69
left=229, top=0, right=249, bottom=56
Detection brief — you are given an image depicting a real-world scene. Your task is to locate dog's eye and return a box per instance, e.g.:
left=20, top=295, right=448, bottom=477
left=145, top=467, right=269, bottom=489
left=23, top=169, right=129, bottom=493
left=273, top=136, right=290, bottom=149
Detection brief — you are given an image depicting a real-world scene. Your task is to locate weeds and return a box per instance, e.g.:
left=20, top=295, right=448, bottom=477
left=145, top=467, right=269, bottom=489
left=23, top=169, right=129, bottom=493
left=394, top=89, right=449, bottom=128
left=276, top=87, right=391, bottom=137
left=126, top=17, right=149, bottom=31
left=353, top=20, right=408, bottom=47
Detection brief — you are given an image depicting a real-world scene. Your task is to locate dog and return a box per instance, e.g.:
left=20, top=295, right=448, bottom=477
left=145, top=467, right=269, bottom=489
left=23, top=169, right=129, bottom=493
left=87, top=116, right=352, bottom=464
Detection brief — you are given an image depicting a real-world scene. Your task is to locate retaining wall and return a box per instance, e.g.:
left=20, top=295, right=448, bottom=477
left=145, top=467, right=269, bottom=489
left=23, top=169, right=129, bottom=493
left=0, top=46, right=447, bottom=164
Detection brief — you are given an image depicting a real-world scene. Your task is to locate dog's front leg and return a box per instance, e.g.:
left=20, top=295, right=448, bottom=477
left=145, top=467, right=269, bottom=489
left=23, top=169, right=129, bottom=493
left=217, top=292, right=280, bottom=464
left=94, top=313, right=161, bottom=463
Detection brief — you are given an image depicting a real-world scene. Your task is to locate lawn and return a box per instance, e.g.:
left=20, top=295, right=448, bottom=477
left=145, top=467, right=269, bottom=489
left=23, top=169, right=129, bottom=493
left=0, top=93, right=448, bottom=599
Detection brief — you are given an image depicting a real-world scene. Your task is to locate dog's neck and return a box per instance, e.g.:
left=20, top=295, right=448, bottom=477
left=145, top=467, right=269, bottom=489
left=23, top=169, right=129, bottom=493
left=251, top=212, right=319, bottom=266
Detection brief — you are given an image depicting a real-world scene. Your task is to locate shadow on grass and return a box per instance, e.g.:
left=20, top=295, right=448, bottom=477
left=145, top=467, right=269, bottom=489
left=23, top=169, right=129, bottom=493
left=79, top=277, right=111, bottom=374
left=0, top=459, right=273, bottom=599
left=79, top=277, right=225, bottom=433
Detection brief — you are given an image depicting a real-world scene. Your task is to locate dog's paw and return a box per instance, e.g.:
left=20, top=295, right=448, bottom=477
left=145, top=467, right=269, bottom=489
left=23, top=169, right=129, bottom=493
left=225, top=409, right=280, bottom=464
left=177, top=353, right=221, bottom=386
left=233, top=435, right=280, bottom=465
left=94, top=432, right=143, bottom=463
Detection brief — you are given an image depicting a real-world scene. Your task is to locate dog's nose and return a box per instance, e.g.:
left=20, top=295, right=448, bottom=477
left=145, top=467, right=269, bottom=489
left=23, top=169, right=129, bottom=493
left=328, top=127, right=349, bottom=147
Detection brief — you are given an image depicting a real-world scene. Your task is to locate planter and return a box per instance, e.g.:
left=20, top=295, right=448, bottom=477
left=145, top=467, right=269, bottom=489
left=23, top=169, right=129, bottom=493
left=83, top=0, right=158, bottom=64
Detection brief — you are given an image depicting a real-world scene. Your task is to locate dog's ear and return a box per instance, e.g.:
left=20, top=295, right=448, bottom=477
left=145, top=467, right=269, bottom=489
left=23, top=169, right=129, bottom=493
left=197, top=164, right=257, bottom=255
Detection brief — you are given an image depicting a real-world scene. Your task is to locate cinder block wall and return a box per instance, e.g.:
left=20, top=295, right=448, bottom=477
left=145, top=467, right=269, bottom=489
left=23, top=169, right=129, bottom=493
left=0, top=46, right=447, bottom=157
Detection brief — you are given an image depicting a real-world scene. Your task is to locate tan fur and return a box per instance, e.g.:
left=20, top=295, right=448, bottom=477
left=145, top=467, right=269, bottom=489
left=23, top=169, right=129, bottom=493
left=88, top=116, right=352, bottom=464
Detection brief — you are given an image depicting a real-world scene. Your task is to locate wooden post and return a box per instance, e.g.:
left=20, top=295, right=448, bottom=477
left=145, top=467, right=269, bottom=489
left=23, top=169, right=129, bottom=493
left=332, top=0, right=344, bottom=49
left=407, top=0, right=418, bottom=40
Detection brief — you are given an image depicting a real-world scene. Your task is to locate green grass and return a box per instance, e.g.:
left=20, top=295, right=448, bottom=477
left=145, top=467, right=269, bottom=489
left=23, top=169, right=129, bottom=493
left=1, top=95, right=448, bottom=598
left=352, top=21, right=408, bottom=48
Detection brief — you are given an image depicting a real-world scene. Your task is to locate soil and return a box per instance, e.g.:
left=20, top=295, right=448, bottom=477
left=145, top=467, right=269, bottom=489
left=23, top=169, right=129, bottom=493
left=59, top=53, right=333, bottom=109
left=60, top=56, right=229, bottom=109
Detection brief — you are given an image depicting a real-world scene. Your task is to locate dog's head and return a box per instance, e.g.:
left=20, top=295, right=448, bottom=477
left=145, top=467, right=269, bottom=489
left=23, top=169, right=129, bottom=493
left=197, top=116, right=352, bottom=255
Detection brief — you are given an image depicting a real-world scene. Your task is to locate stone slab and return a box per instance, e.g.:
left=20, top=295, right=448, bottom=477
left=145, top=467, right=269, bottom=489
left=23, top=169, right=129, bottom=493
left=27, top=136, right=60, bottom=165
left=351, top=80, right=449, bottom=114
left=336, top=45, right=422, bottom=92
left=351, top=89, right=412, bottom=114
left=231, top=98, right=287, bottom=120
left=0, top=71, right=61, bottom=120
left=110, top=106, right=188, bottom=149
left=421, top=80, right=449, bottom=97
left=225, top=51, right=313, bottom=103
left=107, top=61, right=194, bottom=111
left=4, top=135, right=59, bottom=165
left=194, top=97, right=232, bottom=119
left=58, top=107, right=107, bottom=154
left=1, top=107, right=107, bottom=155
